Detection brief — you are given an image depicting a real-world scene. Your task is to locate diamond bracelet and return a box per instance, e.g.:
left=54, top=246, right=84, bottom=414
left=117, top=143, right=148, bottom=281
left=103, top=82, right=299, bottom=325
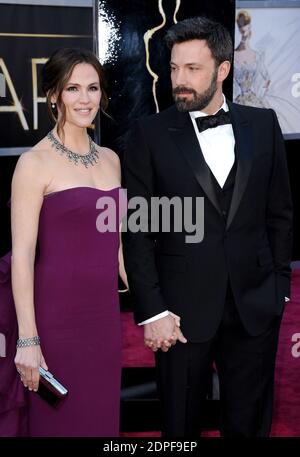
left=16, top=336, right=40, bottom=348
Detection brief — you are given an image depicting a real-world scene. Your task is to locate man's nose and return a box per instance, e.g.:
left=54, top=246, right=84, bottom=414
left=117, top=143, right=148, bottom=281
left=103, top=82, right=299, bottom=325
left=173, top=69, right=188, bottom=86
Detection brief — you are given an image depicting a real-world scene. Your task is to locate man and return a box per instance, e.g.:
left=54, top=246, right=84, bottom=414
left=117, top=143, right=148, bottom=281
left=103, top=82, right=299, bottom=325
left=123, top=17, right=293, bottom=436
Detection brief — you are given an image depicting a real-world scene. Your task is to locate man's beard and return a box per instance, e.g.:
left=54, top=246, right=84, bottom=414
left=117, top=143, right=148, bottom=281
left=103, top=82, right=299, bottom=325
left=173, top=68, right=218, bottom=112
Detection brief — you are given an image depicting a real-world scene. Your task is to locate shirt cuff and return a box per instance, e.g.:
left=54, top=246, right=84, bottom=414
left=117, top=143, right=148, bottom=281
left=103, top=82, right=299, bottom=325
left=285, top=297, right=290, bottom=302
left=138, top=310, right=170, bottom=325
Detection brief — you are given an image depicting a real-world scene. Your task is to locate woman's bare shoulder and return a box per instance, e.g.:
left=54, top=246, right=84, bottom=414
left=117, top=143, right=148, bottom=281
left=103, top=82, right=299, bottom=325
left=98, top=146, right=120, bottom=165
left=94, top=146, right=121, bottom=183
left=13, top=137, right=52, bottom=189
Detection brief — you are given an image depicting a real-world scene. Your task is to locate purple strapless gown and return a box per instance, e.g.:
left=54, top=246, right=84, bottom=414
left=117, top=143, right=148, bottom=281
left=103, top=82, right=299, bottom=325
left=0, top=187, right=126, bottom=436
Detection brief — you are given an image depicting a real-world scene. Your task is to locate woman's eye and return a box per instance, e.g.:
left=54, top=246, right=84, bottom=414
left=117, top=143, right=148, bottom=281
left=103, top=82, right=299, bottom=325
left=66, top=86, right=78, bottom=92
left=89, top=86, right=99, bottom=91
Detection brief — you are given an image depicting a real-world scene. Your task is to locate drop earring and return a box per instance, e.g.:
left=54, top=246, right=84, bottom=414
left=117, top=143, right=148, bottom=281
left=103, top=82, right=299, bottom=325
left=51, top=103, right=56, bottom=109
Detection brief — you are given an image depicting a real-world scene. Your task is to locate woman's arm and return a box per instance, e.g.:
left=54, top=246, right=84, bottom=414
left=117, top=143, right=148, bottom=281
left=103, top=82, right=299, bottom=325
left=118, top=228, right=128, bottom=290
left=101, top=147, right=129, bottom=289
left=11, top=151, right=49, bottom=391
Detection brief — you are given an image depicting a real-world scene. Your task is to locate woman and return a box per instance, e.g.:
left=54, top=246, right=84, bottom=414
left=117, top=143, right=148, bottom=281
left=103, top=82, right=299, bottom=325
left=233, top=10, right=271, bottom=108
left=234, top=10, right=300, bottom=133
left=0, top=48, right=127, bottom=436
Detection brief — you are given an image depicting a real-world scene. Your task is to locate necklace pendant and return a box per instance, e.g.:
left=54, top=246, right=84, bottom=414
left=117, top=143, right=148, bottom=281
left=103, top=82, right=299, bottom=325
left=47, top=130, right=100, bottom=168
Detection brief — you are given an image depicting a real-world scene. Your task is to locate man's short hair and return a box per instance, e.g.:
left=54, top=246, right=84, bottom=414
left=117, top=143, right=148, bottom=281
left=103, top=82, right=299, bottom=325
left=165, top=16, right=233, bottom=65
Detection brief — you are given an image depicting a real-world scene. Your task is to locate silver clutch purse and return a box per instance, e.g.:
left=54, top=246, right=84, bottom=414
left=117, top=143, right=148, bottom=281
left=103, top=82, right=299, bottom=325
left=37, top=367, right=68, bottom=406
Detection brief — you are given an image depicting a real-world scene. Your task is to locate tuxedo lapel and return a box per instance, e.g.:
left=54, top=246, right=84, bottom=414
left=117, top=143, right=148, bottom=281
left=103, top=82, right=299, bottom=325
left=167, top=110, right=222, bottom=215
left=226, top=102, right=254, bottom=229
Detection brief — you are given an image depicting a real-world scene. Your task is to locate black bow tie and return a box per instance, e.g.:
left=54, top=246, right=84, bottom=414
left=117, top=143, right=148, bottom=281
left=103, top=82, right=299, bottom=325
left=195, top=109, right=231, bottom=134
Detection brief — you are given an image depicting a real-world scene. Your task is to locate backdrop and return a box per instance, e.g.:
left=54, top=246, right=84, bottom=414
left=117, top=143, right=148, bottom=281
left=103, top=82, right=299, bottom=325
left=95, top=0, right=235, bottom=157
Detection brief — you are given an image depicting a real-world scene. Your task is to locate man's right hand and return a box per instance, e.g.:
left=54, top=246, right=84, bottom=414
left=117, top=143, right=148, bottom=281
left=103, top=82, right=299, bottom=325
left=144, top=313, right=187, bottom=352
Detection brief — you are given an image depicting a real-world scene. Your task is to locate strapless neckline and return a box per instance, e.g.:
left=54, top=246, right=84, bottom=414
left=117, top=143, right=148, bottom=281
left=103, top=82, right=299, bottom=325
left=43, top=186, right=122, bottom=199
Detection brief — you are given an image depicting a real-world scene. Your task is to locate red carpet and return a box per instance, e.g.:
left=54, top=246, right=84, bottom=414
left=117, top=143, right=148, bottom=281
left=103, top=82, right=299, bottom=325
left=271, top=269, right=300, bottom=436
left=121, top=270, right=300, bottom=437
left=121, top=315, right=154, bottom=368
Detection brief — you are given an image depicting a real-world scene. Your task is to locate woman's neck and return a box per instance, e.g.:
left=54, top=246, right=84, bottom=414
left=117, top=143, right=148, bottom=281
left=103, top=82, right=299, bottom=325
left=236, top=37, right=251, bottom=51
left=55, top=123, right=90, bottom=154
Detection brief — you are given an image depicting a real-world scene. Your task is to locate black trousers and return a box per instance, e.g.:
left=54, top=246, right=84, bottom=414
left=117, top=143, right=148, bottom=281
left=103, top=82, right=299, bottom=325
left=155, top=287, right=282, bottom=437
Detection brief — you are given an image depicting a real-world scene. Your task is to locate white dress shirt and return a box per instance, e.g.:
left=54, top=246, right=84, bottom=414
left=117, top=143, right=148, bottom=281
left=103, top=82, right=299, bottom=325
left=189, top=95, right=235, bottom=188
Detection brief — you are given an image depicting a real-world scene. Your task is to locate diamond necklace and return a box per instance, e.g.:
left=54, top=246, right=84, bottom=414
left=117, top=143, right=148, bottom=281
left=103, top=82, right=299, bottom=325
left=47, top=130, right=99, bottom=168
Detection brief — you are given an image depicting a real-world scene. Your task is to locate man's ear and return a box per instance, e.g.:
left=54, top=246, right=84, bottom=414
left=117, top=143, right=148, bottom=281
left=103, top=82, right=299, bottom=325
left=217, top=61, right=231, bottom=82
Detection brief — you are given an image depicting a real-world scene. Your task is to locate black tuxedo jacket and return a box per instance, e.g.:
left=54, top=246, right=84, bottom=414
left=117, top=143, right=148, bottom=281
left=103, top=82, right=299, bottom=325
left=123, top=102, right=293, bottom=342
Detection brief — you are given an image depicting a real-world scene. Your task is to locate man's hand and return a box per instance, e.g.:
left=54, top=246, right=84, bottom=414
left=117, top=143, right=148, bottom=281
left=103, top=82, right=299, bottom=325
left=144, top=312, right=187, bottom=352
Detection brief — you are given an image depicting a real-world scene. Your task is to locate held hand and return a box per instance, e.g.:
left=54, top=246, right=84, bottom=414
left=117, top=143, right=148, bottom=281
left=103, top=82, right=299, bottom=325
left=15, top=346, right=48, bottom=392
left=171, top=312, right=187, bottom=343
left=168, top=311, right=181, bottom=327
left=144, top=313, right=187, bottom=352
left=159, top=311, right=187, bottom=352
left=174, top=325, right=187, bottom=344
left=144, top=314, right=176, bottom=351
left=160, top=322, right=187, bottom=352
